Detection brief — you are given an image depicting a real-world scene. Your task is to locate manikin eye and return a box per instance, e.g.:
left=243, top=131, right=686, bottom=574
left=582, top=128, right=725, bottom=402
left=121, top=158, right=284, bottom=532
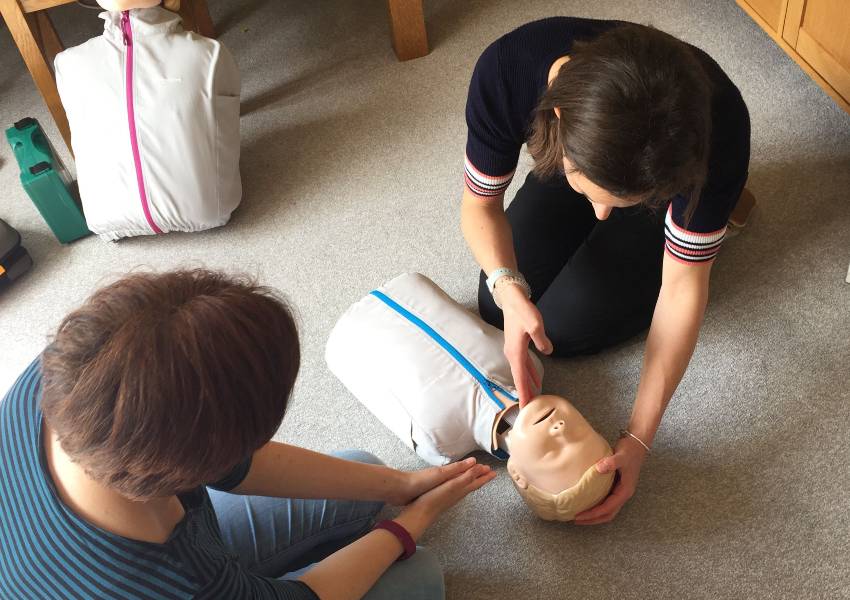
left=534, top=408, right=555, bottom=425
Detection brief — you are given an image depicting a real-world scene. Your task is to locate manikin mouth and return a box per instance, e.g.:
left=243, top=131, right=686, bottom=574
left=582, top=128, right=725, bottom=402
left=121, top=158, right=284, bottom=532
left=533, top=407, right=555, bottom=425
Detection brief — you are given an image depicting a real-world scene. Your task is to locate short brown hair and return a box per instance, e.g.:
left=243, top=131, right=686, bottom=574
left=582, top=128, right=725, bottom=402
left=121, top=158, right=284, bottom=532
left=41, top=269, right=300, bottom=500
left=527, top=24, right=712, bottom=213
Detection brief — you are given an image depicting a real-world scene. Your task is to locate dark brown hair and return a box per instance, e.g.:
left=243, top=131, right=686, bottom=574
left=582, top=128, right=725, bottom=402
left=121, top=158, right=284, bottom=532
left=41, top=269, right=300, bottom=500
left=528, top=24, right=712, bottom=211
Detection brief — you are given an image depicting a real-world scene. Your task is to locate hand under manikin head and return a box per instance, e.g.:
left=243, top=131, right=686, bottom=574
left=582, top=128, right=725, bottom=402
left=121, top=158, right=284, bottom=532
left=505, top=395, right=615, bottom=521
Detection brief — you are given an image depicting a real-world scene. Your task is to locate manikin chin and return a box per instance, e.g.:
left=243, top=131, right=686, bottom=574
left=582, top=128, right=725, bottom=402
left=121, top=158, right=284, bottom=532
left=504, top=395, right=615, bottom=522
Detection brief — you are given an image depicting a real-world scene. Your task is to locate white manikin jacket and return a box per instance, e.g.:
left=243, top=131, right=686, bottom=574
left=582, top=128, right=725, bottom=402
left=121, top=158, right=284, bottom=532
left=54, top=7, right=241, bottom=241
left=326, top=273, right=544, bottom=466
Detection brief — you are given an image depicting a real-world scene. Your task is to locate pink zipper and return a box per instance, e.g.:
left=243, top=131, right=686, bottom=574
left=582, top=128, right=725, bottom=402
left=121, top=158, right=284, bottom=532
left=121, top=11, right=162, bottom=234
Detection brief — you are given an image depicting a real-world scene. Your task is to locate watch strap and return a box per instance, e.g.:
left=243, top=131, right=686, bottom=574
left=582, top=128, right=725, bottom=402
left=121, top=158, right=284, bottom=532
left=492, top=275, right=531, bottom=309
left=485, top=267, right=517, bottom=293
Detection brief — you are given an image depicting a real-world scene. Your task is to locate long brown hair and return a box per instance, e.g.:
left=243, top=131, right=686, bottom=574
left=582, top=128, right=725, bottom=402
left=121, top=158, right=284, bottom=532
left=41, top=269, right=300, bottom=500
left=527, top=24, right=712, bottom=215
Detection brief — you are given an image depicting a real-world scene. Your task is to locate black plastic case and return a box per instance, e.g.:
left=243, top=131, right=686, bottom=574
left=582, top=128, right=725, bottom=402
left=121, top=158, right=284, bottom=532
left=0, top=219, right=33, bottom=290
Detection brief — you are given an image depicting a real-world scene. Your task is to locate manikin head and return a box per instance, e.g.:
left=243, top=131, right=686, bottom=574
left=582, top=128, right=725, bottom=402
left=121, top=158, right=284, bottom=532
left=505, top=395, right=614, bottom=521
left=96, top=0, right=178, bottom=11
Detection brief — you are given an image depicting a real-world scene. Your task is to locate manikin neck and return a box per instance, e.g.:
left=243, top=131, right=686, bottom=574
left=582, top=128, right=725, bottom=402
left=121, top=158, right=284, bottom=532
left=493, top=404, right=520, bottom=454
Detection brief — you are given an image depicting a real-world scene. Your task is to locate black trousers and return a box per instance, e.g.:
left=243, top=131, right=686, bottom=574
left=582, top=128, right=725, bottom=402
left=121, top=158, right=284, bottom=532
left=478, top=172, right=667, bottom=357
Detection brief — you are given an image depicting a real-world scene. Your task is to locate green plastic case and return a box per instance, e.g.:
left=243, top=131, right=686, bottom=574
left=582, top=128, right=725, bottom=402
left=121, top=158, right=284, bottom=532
left=5, top=118, right=90, bottom=244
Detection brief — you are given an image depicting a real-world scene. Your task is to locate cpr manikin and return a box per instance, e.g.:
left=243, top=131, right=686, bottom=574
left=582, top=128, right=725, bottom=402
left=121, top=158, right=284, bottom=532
left=326, top=273, right=614, bottom=521
left=54, top=0, right=242, bottom=240
left=503, top=395, right=615, bottom=521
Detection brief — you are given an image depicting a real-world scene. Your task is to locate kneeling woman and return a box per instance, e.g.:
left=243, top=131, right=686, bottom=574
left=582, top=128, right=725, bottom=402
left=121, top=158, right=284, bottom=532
left=0, top=270, right=495, bottom=600
left=460, top=18, right=750, bottom=523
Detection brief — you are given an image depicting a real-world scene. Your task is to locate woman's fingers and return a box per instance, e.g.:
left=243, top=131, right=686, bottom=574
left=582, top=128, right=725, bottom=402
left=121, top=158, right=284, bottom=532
left=574, top=482, right=632, bottom=524
left=454, top=464, right=490, bottom=484
left=434, top=465, right=494, bottom=507
left=526, top=354, right=542, bottom=393
left=508, top=351, right=532, bottom=406
left=455, top=465, right=497, bottom=494
left=528, top=323, right=553, bottom=356
left=465, top=469, right=497, bottom=493
left=443, top=457, right=476, bottom=477
left=416, top=464, right=496, bottom=517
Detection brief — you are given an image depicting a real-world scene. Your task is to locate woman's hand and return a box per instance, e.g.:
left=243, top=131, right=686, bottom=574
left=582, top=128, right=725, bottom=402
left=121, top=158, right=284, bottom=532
left=388, top=458, right=494, bottom=506
left=394, top=457, right=496, bottom=539
left=573, top=435, right=648, bottom=525
left=298, top=458, right=495, bottom=599
left=500, top=284, right=552, bottom=407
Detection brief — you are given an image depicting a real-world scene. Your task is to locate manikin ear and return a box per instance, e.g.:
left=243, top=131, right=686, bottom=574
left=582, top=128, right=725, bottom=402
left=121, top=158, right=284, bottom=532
left=507, top=460, right=528, bottom=490
left=553, top=107, right=561, bottom=120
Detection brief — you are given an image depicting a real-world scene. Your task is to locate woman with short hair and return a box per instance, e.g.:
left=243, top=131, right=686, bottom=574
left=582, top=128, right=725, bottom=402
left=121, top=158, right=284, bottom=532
left=461, top=18, right=750, bottom=524
left=0, top=269, right=495, bottom=600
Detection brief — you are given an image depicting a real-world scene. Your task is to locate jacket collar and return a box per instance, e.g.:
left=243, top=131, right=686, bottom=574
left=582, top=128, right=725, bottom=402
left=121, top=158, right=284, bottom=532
left=101, top=6, right=182, bottom=43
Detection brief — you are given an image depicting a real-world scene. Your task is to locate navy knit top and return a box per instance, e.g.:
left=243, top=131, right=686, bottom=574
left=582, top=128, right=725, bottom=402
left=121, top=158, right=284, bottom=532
left=0, top=359, right=319, bottom=600
left=464, top=17, right=751, bottom=263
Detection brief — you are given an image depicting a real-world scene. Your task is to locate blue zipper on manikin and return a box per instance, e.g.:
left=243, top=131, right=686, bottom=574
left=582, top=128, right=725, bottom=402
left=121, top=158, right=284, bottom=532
left=369, top=290, right=516, bottom=411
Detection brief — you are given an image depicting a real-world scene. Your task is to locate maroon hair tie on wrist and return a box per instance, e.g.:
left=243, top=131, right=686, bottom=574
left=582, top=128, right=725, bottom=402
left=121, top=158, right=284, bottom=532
left=373, top=520, right=416, bottom=561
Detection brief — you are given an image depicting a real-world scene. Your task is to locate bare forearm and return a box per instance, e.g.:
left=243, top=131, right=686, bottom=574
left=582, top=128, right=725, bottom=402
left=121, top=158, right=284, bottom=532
left=232, top=442, right=404, bottom=501
left=299, top=508, right=432, bottom=600
left=629, top=264, right=710, bottom=445
left=460, top=188, right=516, bottom=273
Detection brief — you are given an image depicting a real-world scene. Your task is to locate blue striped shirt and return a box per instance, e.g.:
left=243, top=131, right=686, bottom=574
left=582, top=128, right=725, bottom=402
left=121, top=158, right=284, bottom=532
left=0, top=359, right=319, bottom=599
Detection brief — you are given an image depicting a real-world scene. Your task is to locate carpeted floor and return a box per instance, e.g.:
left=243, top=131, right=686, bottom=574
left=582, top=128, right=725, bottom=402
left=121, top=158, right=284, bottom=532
left=1, top=1, right=849, bottom=598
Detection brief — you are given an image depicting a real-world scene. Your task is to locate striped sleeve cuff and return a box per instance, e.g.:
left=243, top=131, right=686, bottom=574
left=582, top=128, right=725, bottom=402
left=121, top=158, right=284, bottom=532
left=464, top=154, right=514, bottom=198
left=664, top=205, right=726, bottom=264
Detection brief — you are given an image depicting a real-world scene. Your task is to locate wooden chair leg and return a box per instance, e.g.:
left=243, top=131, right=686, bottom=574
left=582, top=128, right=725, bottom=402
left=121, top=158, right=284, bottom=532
left=386, top=0, right=428, bottom=61
left=0, top=0, right=72, bottom=152
left=178, top=0, right=215, bottom=38
left=35, top=11, right=64, bottom=67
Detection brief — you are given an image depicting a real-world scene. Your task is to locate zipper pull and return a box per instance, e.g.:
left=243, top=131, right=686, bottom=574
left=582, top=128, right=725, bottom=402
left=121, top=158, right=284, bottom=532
left=121, top=11, right=131, bottom=46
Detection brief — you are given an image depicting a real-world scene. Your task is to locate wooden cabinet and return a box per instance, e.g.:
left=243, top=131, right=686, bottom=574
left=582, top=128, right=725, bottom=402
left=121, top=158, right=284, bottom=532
left=737, top=0, right=850, bottom=114
left=746, top=0, right=786, bottom=33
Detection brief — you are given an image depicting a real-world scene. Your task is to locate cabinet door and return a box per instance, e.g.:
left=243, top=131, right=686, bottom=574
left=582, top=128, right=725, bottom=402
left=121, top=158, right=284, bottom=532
left=745, top=0, right=787, bottom=33
left=784, top=0, right=850, bottom=104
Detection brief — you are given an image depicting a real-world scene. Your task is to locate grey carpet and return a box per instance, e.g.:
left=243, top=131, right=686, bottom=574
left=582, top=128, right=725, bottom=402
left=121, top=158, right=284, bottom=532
left=1, top=1, right=849, bottom=598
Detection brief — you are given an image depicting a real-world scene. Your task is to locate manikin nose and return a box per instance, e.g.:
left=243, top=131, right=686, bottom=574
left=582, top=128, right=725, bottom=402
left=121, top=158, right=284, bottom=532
left=551, top=419, right=565, bottom=432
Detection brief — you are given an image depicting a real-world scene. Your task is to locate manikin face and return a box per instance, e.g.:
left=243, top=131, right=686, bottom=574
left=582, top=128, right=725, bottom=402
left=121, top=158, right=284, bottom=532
left=506, top=395, right=608, bottom=495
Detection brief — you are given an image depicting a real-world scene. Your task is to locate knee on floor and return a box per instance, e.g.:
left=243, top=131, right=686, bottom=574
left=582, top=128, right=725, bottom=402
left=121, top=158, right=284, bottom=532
left=539, top=305, right=632, bottom=357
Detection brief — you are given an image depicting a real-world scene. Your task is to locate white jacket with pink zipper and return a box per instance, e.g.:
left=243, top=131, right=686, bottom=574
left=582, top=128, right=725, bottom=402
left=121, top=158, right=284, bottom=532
left=54, top=7, right=241, bottom=241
